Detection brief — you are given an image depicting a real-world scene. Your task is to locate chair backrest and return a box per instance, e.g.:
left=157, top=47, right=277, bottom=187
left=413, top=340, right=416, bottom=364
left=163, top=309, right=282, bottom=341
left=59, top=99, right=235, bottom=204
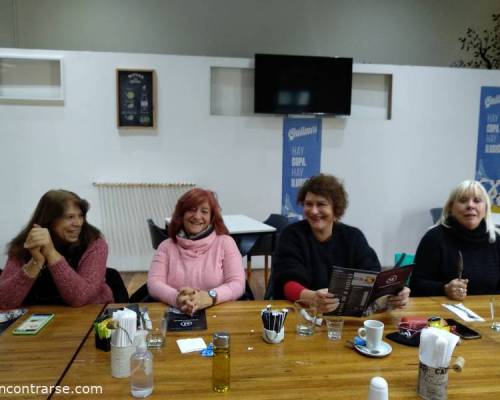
left=249, top=213, right=291, bottom=256
left=238, top=281, right=255, bottom=301
left=264, top=272, right=275, bottom=300
left=259, top=214, right=292, bottom=299
left=394, top=253, right=414, bottom=286
left=430, top=207, right=443, bottom=224
left=394, top=252, right=415, bottom=267
left=129, top=283, right=155, bottom=303
left=105, top=268, right=130, bottom=303
left=146, top=218, right=169, bottom=249
left=263, top=213, right=291, bottom=232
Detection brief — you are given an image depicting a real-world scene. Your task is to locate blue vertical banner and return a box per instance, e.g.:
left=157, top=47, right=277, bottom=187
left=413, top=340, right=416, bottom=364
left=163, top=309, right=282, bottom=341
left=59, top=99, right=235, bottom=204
left=282, top=117, right=322, bottom=220
left=476, top=87, right=500, bottom=213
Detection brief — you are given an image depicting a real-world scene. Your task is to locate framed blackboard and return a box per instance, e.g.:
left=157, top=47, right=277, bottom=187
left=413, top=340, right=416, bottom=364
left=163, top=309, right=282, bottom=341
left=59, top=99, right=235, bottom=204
left=116, top=69, right=155, bottom=128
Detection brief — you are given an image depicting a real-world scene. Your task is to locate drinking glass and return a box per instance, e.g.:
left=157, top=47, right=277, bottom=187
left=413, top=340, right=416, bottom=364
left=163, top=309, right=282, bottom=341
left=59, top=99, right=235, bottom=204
left=294, top=300, right=317, bottom=336
left=146, top=328, right=165, bottom=348
left=325, top=317, right=344, bottom=340
left=490, top=296, right=500, bottom=331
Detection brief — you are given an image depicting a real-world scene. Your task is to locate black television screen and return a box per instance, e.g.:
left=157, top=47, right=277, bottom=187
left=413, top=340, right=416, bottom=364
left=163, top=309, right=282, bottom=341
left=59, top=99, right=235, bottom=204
left=254, top=54, right=352, bottom=116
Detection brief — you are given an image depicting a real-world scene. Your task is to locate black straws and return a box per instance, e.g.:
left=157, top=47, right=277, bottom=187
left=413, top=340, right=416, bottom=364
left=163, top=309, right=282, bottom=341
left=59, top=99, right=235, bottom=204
left=261, top=305, right=288, bottom=333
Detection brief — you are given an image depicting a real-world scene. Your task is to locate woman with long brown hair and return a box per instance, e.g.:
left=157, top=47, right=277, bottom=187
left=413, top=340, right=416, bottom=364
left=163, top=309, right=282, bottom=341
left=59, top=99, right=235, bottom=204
left=0, top=190, right=115, bottom=309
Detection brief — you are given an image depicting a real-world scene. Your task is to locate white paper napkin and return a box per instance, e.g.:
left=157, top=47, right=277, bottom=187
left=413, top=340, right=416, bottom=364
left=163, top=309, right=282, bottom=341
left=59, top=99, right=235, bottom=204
left=176, top=337, right=207, bottom=353
left=111, top=308, right=137, bottom=346
left=442, top=303, right=484, bottom=322
left=419, top=327, right=460, bottom=368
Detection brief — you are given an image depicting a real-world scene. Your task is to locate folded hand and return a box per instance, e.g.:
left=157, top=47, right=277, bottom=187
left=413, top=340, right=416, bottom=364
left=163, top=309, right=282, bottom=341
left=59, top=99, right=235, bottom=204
left=176, top=287, right=212, bottom=316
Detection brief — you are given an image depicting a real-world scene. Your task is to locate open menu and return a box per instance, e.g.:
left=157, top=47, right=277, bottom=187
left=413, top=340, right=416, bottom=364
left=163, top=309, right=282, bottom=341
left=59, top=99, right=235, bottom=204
left=326, top=265, right=413, bottom=317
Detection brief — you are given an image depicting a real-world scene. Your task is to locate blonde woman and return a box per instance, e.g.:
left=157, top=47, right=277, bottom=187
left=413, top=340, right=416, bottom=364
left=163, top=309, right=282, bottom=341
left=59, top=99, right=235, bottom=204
left=410, top=180, right=500, bottom=299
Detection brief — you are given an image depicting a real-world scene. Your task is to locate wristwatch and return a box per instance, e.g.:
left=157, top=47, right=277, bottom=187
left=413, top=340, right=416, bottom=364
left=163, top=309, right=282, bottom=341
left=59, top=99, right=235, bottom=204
left=208, top=289, right=217, bottom=305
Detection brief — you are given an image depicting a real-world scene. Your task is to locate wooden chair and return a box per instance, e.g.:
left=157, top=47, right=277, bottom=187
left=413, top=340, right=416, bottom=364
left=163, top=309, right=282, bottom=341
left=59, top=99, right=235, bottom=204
left=245, top=214, right=290, bottom=287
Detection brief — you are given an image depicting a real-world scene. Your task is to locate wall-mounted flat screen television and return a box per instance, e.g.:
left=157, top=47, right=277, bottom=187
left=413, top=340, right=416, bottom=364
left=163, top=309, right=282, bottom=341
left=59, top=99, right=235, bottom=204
left=254, top=53, right=352, bottom=116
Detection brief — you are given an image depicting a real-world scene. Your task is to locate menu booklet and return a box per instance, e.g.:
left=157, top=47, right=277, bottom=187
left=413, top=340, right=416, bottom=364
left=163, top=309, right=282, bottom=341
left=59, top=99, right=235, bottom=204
left=326, top=265, right=413, bottom=317
left=166, top=308, right=207, bottom=331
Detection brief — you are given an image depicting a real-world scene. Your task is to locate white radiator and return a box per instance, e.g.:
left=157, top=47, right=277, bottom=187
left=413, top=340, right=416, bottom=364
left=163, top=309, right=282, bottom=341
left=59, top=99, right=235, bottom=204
left=94, top=182, right=196, bottom=271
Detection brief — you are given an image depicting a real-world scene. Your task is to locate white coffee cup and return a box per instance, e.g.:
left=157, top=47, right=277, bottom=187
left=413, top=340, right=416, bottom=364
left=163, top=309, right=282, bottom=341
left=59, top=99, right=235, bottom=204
left=357, top=320, right=384, bottom=351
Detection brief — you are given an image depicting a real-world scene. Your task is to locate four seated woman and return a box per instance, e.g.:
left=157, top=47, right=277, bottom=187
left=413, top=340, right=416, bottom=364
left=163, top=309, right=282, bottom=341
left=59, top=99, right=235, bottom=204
left=3, top=180, right=495, bottom=308
left=410, top=180, right=500, bottom=299
left=272, top=174, right=410, bottom=313
left=147, top=188, right=245, bottom=315
left=0, top=190, right=115, bottom=309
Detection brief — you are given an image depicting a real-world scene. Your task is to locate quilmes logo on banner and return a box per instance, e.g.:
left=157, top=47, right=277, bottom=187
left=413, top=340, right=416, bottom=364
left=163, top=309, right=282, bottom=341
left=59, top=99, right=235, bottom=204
left=476, top=87, right=500, bottom=213
left=485, top=94, right=500, bottom=109
left=282, top=118, right=322, bottom=220
left=287, top=126, right=318, bottom=141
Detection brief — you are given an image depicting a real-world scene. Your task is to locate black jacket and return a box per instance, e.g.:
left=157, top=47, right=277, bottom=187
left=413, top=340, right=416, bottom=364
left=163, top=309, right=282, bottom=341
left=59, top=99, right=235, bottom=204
left=272, top=220, right=380, bottom=299
left=410, top=218, right=500, bottom=296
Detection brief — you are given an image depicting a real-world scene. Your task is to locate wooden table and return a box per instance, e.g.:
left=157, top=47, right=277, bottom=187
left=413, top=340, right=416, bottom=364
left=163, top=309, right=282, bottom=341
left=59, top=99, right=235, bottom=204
left=53, top=297, right=500, bottom=399
left=0, top=304, right=105, bottom=399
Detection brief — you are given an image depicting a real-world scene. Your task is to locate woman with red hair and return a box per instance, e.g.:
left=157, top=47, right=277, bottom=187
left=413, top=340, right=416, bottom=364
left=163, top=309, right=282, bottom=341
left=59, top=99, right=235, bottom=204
left=147, top=188, right=245, bottom=315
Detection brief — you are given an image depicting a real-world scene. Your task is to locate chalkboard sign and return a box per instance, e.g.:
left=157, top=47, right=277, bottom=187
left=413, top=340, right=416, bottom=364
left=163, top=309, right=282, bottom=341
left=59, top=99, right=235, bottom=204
left=116, top=69, right=155, bottom=128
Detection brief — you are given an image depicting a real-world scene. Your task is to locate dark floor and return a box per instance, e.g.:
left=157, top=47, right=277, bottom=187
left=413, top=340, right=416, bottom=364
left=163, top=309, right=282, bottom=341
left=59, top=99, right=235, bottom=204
left=121, top=269, right=267, bottom=300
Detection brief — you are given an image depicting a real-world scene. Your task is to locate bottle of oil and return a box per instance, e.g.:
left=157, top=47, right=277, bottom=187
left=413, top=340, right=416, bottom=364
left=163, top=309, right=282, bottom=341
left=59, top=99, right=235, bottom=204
left=212, top=332, right=230, bottom=392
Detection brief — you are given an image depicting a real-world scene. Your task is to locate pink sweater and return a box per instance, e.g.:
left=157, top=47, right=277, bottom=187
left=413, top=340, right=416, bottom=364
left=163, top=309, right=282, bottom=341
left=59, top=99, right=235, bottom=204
left=0, top=237, right=113, bottom=309
left=147, top=232, right=245, bottom=306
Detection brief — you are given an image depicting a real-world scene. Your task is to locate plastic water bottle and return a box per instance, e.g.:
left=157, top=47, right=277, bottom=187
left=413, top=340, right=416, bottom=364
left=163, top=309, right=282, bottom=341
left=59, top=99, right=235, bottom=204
left=130, top=330, right=153, bottom=398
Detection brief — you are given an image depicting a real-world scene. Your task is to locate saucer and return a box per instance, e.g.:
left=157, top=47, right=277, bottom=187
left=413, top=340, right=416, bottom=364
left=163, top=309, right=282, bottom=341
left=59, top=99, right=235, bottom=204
left=354, top=341, right=392, bottom=358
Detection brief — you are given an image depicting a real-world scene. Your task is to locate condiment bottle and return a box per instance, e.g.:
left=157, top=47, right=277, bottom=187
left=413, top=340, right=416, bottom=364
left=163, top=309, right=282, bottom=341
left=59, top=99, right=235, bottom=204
left=130, top=330, right=154, bottom=398
left=368, top=376, right=388, bottom=400
left=212, top=332, right=230, bottom=392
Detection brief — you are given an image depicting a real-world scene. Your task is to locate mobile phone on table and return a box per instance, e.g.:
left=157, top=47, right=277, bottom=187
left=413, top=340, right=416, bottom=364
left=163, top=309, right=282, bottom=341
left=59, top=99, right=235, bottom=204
left=12, top=313, right=54, bottom=335
left=445, top=318, right=481, bottom=340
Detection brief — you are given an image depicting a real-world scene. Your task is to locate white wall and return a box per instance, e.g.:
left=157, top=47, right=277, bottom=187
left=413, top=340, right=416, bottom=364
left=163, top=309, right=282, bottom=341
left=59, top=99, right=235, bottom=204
left=1, top=48, right=499, bottom=270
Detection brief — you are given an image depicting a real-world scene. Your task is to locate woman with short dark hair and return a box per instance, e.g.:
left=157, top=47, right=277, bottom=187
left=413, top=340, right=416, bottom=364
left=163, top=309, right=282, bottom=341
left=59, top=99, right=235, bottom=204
left=0, top=190, right=114, bottom=309
left=148, top=188, right=245, bottom=315
left=273, top=174, right=410, bottom=313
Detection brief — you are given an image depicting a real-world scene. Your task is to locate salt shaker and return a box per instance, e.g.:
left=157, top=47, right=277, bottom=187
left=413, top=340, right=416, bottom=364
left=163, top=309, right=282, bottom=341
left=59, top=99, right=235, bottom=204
left=368, top=376, right=388, bottom=400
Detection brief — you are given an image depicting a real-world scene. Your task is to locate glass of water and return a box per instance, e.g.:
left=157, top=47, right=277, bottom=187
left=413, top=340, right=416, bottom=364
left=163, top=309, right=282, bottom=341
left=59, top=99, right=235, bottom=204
left=325, top=317, right=344, bottom=340
left=491, top=296, right=500, bottom=331
left=146, top=312, right=167, bottom=348
left=294, top=300, right=317, bottom=336
left=147, top=327, right=165, bottom=348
